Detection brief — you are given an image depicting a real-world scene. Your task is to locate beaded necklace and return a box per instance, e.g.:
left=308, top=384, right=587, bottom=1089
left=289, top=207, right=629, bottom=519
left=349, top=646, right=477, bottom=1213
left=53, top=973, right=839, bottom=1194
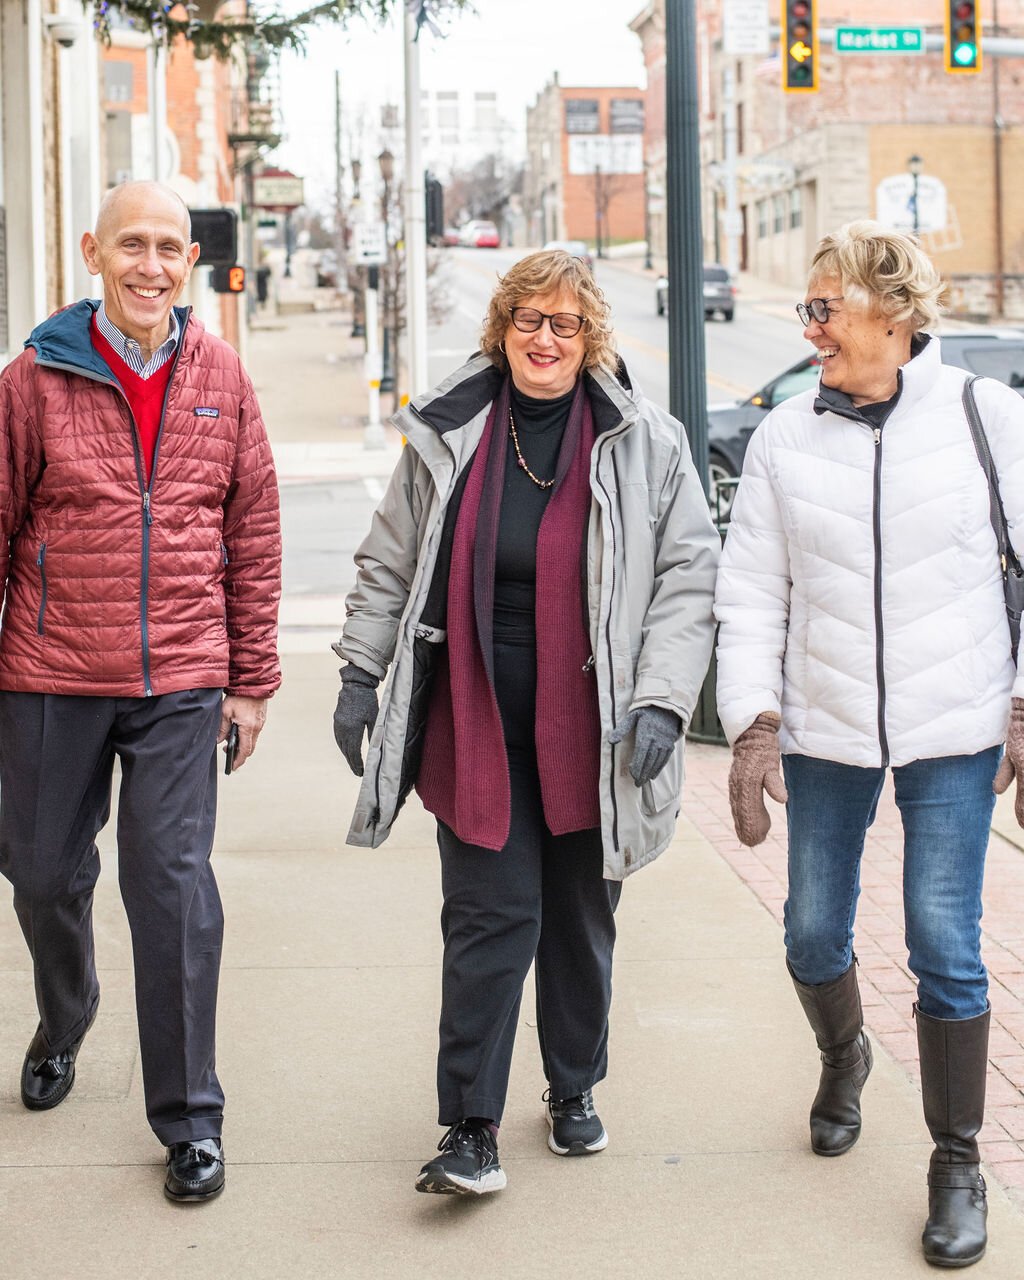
left=508, top=407, right=556, bottom=489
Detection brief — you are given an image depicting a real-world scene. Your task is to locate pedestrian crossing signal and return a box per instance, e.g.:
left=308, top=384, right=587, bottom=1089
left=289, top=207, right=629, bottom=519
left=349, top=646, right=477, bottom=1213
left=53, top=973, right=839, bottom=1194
left=211, top=264, right=246, bottom=294
left=945, top=0, right=982, bottom=73
left=783, top=0, right=818, bottom=93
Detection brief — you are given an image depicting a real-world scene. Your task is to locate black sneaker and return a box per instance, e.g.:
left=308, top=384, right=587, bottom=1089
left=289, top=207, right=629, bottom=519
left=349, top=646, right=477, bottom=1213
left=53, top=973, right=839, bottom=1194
left=415, top=1120, right=507, bottom=1195
left=545, top=1088, right=608, bottom=1156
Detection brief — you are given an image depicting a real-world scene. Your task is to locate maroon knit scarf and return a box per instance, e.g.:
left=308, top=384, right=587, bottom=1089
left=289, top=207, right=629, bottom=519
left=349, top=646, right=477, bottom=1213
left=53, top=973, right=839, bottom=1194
left=416, top=376, right=601, bottom=850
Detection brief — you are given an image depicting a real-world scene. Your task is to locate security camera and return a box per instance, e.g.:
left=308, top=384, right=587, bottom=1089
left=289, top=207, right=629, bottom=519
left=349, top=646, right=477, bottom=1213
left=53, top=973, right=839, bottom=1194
left=43, top=15, right=84, bottom=48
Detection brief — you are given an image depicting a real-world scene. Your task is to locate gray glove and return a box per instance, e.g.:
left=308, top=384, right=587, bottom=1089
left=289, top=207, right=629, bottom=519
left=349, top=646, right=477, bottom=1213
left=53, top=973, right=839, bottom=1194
left=608, top=705, right=682, bottom=787
left=334, top=664, right=381, bottom=777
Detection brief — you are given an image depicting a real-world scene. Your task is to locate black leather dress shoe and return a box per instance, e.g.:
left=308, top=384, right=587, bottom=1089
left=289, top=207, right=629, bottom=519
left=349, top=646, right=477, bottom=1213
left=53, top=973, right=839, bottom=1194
left=20, top=1015, right=94, bottom=1112
left=164, top=1138, right=225, bottom=1203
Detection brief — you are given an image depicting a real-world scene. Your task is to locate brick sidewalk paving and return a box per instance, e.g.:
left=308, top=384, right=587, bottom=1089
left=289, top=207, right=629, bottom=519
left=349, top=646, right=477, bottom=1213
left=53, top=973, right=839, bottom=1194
left=685, top=742, right=1024, bottom=1204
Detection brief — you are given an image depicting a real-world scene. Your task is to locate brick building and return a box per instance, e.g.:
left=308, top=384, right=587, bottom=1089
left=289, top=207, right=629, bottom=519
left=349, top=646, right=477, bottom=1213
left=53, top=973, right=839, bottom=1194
left=101, top=26, right=245, bottom=347
left=631, top=0, right=1024, bottom=318
left=525, top=77, right=646, bottom=249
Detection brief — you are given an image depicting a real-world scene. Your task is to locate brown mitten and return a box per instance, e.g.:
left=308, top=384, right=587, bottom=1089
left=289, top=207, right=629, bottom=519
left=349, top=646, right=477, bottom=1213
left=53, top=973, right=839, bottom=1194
left=728, top=712, right=788, bottom=847
left=994, top=697, right=1024, bottom=828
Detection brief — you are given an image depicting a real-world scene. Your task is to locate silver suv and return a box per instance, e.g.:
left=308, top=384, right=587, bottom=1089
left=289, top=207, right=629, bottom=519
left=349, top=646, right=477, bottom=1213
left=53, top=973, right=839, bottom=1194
left=656, top=263, right=736, bottom=322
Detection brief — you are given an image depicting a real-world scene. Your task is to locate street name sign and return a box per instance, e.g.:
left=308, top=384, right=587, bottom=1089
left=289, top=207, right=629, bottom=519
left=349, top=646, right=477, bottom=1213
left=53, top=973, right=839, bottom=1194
left=836, top=26, right=924, bottom=54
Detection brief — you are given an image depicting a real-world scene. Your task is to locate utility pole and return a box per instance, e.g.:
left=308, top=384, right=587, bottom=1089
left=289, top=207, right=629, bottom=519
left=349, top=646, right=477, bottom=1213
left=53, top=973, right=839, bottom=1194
left=334, top=71, right=346, bottom=294
left=993, top=0, right=1006, bottom=317
left=722, top=62, right=740, bottom=277
left=403, top=5, right=429, bottom=399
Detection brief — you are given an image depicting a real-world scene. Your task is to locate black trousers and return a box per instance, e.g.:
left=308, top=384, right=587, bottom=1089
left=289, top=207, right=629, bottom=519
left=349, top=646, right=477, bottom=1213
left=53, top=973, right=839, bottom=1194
left=0, top=688, right=223, bottom=1145
left=435, top=638, right=621, bottom=1125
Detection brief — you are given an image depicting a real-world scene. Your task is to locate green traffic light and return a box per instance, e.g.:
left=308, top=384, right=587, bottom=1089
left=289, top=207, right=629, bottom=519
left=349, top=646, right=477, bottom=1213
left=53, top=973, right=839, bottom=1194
left=954, top=41, right=977, bottom=65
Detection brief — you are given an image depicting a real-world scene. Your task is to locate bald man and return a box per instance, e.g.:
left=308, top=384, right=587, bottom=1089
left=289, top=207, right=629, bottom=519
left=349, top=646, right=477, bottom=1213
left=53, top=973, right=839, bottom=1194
left=0, top=181, right=281, bottom=1201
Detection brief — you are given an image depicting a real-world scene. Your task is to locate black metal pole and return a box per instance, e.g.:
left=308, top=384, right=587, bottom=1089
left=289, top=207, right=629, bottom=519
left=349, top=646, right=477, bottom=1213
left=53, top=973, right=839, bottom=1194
left=666, top=0, right=720, bottom=743
left=666, top=0, right=708, bottom=493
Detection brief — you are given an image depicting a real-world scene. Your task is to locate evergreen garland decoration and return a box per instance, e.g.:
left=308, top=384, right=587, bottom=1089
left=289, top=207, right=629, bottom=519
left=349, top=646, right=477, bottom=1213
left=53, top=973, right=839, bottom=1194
left=89, top=0, right=468, bottom=59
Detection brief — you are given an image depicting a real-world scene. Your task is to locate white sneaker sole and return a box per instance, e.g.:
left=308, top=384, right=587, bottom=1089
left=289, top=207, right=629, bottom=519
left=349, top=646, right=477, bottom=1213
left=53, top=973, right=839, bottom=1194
left=415, top=1166, right=507, bottom=1195
left=546, top=1117, right=609, bottom=1157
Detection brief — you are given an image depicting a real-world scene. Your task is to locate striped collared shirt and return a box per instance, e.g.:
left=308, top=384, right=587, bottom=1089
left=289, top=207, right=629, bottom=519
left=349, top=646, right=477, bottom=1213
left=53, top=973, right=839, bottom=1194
left=95, top=303, right=180, bottom=379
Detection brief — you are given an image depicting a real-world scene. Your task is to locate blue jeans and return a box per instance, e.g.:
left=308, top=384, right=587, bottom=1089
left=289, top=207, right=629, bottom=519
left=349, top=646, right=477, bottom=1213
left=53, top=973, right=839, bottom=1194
left=782, top=748, right=1000, bottom=1020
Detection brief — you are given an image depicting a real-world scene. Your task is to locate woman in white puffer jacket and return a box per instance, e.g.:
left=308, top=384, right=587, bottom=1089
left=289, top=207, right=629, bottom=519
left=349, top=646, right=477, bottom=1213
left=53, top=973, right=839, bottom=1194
left=715, top=221, right=1024, bottom=1270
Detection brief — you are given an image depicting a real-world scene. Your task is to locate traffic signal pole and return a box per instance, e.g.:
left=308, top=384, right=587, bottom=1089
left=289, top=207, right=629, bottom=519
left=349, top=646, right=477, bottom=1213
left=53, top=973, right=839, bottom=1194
left=665, top=0, right=708, bottom=492
left=665, top=0, right=720, bottom=743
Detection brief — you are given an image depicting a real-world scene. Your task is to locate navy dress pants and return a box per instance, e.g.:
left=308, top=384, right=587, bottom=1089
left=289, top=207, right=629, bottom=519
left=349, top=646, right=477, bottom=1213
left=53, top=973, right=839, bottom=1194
left=0, top=688, right=224, bottom=1145
left=434, top=637, right=620, bottom=1126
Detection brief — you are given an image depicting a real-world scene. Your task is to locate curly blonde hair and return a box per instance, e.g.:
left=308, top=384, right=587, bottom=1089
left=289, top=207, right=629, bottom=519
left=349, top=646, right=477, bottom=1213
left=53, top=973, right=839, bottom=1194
left=480, top=250, right=617, bottom=372
left=809, top=220, right=947, bottom=332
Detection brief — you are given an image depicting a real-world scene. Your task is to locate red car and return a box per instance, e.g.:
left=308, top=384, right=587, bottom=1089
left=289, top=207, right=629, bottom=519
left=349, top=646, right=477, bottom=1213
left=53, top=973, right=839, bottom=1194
left=459, top=219, right=500, bottom=248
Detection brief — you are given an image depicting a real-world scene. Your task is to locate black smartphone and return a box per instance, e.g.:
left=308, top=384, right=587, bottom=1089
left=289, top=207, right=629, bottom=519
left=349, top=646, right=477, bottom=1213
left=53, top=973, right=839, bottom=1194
left=224, top=723, right=240, bottom=775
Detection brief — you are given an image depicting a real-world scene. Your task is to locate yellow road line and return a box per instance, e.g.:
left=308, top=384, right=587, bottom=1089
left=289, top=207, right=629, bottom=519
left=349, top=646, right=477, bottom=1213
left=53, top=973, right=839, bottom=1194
left=616, top=330, right=750, bottom=398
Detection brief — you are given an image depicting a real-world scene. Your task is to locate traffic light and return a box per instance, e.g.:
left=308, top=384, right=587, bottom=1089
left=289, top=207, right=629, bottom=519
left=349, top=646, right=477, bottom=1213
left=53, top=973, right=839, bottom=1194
left=782, top=0, right=818, bottom=93
left=425, top=172, right=444, bottom=244
left=945, top=1, right=982, bottom=74
left=188, top=209, right=238, bottom=266
left=210, top=264, right=246, bottom=294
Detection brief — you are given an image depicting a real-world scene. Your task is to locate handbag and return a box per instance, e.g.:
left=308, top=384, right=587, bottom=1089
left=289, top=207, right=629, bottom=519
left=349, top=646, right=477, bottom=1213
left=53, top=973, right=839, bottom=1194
left=962, top=374, right=1024, bottom=661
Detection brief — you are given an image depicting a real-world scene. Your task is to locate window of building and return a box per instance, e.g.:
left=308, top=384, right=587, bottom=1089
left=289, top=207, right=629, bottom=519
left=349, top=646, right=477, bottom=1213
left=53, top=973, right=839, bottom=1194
left=104, top=61, right=133, bottom=105
left=773, top=194, right=786, bottom=234
left=790, top=186, right=803, bottom=229
left=758, top=201, right=768, bottom=238
left=437, top=91, right=459, bottom=131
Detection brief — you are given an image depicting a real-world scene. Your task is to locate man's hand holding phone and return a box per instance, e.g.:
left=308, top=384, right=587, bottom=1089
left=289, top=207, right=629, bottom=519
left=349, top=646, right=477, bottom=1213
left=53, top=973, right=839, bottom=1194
left=218, top=695, right=268, bottom=773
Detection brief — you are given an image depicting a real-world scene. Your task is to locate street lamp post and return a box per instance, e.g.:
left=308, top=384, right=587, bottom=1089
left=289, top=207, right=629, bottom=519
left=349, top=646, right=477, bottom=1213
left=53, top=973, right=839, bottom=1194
left=350, top=158, right=366, bottom=338
left=908, top=153, right=923, bottom=236
left=378, top=148, right=396, bottom=397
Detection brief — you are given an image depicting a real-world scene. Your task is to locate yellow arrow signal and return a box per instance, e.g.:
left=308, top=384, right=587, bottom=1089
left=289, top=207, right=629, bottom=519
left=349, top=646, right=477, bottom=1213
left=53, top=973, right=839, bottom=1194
left=790, top=40, right=812, bottom=61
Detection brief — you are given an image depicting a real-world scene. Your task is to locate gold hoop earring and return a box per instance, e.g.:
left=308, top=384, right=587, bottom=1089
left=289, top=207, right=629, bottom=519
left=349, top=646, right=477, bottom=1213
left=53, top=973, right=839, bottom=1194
left=498, top=340, right=506, bottom=354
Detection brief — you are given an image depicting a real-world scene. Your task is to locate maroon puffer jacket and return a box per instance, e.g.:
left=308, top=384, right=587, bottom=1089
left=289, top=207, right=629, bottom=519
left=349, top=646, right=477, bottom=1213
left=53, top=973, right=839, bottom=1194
left=0, top=300, right=281, bottom=698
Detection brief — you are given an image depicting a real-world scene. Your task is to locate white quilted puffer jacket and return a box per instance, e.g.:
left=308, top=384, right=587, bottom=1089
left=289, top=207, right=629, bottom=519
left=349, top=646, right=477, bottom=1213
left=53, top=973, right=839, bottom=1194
left=715, top=334, right=1024, bottom=767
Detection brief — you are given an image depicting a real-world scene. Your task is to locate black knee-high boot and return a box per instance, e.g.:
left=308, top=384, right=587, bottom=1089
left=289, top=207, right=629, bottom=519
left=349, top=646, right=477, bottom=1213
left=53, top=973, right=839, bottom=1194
left=916, top=1004, right=989, bottom=1269
left=789, top=962, right=873, bottom=1156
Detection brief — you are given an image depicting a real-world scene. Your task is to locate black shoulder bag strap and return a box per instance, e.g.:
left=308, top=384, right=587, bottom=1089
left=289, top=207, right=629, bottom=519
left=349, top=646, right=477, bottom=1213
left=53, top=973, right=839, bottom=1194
left=962, top=373, right=1024, bottom=661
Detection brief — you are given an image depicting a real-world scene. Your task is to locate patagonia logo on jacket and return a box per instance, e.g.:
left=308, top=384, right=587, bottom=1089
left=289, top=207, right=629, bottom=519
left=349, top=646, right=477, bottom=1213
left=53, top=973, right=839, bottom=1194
left=194, top=406, right=220, bottom=418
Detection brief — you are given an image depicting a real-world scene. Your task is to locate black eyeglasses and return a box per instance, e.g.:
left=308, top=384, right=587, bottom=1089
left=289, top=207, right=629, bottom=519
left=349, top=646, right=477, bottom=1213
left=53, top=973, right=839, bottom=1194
left=510, top=307, right=584, bottom=338
left=796, top=296, right=844, bottom=326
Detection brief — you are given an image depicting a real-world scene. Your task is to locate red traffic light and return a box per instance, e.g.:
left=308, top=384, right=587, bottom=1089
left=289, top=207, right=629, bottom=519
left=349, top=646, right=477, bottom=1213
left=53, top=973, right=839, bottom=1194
left=955, top=1, right=974, bottom=16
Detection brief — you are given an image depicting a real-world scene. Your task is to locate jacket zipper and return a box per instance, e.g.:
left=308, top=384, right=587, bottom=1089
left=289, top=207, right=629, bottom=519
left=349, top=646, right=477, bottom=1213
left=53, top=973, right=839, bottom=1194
left=871, top=425, right=889, bottom=766
left=594, top=434, right=622, bottom=852
left=135, top=327, right=188, bottom=695
left=36, top=543, right=48, bottom=635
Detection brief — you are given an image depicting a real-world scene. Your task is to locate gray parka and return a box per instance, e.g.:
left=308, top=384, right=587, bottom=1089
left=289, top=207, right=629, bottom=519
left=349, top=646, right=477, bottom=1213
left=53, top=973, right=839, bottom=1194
left=335, top=354, right=720, bottom=880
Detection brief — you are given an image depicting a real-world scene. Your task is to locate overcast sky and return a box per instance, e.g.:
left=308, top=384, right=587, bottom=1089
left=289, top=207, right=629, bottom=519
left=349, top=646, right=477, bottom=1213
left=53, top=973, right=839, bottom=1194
left=276, top=0, right=648, bottom=207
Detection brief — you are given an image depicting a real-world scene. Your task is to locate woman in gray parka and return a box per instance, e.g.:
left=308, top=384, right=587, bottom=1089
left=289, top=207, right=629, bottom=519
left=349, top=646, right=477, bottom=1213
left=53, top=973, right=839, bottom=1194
left=333, top=251, right=719, bottom=1196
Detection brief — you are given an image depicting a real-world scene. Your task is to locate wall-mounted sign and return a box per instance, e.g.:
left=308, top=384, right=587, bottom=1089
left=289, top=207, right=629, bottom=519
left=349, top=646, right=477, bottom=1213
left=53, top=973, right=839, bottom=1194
left=723, top=0, right=770, bottom=55
left=876, top=173, right=948, bottom=234
left=568, top=135, right=643, bottom=176
left=253, top=172, right=305, bottom=211
left=565, top=99, right=600, bottom=134
left=609, top=99, right=645, bottom=134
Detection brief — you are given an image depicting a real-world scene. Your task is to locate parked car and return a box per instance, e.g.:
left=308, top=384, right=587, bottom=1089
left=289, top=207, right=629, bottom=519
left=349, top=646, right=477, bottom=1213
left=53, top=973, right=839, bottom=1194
left=707, top=328, right=1024, bottom=521
left=657, top=263, right=737, bottom=321
left=543, top=239, right=595, bottom=271
left=458, top=219, right=500, bottom=248
left=441, top=226, right=461, bottom=247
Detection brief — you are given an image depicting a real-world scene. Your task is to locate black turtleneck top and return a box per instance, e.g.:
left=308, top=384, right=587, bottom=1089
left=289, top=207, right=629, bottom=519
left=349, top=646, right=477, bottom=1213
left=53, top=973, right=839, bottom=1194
left=493, top=383, right=576, bottom=647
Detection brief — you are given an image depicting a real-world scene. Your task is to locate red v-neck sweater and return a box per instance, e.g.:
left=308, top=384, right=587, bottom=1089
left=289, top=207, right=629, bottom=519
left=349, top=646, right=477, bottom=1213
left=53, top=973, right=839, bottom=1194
left=90, top=317, right=174, bottom=486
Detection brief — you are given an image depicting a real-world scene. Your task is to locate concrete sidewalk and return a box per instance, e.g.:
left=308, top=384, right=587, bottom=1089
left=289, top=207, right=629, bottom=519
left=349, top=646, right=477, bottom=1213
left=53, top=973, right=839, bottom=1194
left=3, top=301, right=1024, bottom=1277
